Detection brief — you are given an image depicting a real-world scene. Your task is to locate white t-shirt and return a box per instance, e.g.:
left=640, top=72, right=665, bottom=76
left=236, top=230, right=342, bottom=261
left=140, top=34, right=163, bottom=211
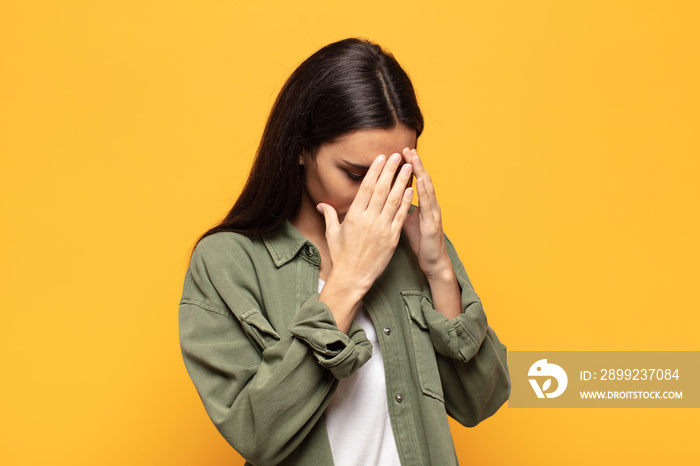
left=319, top=279, right=401, bottom=466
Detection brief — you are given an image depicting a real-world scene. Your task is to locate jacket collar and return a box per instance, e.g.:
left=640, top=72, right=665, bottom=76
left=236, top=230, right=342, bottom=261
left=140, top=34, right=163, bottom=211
left=261, top=221, right=316, bottom=267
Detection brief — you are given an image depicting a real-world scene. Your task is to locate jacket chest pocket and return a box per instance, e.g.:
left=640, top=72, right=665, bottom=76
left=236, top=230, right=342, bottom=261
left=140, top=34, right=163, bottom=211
left=401, top=292, right=445, bottom=403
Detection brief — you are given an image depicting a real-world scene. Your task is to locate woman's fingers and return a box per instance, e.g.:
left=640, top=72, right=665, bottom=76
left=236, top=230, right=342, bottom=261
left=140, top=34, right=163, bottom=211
left=416, top=176, right=433, bottom=213
left=316, top=202, right=340, bottom=234
left=392, top=186, right=414, bottom=231
left=409, top=150, right=439, bottom=213
left=402, top=149, right=444, bottom=244
left=348, top=154, right=386, bottom=213
left=409, top=149, right=433, bottom=191
left=367, top=152, right=403, bottom=212
left=401, top=147, right=413, bottom=164
left=382, top=162, right=413, bottom=218
left=346, top=150, right=416, bottom=228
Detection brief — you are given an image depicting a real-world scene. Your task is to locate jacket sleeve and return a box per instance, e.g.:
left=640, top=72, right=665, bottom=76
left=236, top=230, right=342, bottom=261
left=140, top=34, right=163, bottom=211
left=179, top=236, right=372, bottom=465
left=420, top=235, right=511, bottom=427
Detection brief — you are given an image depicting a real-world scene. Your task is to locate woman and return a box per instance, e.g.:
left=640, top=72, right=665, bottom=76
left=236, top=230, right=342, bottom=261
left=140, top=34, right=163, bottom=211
left=179, top=38, right=510, bottom=466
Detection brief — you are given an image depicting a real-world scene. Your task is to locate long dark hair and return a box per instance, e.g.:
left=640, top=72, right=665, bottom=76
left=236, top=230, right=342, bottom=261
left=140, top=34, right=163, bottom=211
left=198, top=38, right=424, bottom=243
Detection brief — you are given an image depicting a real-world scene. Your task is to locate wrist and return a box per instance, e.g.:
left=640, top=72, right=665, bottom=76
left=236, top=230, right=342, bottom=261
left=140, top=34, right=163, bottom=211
left=427, top=267, right=457, bottom=290
left=326, top=267, right=373, bottom=299
left=425, top=262, right=462, bottom=320
left=424, top=254, right=454, bottom=283
left=318, top=271, right=369, bottom=333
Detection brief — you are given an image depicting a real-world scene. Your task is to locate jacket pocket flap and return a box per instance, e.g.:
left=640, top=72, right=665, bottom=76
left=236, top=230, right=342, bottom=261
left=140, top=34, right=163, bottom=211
left=401, top=291, right=428, bottom=329
left=401, top=290, right=444, bottom=402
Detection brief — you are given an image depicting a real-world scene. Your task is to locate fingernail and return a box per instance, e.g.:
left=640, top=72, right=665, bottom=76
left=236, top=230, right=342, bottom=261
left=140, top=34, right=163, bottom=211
left=376, top=154, right=386, bottom=162
left=401, top=163, right=412, bottom=175
left=390, top=153, right=401, bottom=162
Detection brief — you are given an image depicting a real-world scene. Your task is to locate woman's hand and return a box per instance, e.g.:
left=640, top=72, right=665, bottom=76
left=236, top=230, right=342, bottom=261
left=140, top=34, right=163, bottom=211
left=316, top=152, right=414, bottom=332
left=401, top=148, right=462, bottom=319
left=400, top=148, right=453, bottom=279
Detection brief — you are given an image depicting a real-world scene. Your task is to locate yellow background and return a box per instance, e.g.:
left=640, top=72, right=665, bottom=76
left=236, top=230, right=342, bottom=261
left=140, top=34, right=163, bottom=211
left=1, top=0, right=698, bottom=464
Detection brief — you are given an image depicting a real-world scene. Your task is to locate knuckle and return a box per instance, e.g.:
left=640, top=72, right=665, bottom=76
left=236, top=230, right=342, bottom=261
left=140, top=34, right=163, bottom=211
left=375, top=185, right=389, bottom=197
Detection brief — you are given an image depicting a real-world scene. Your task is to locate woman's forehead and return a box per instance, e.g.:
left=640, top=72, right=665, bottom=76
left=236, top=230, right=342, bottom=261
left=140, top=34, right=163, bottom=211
left=326, top=125, right=417, bottom=163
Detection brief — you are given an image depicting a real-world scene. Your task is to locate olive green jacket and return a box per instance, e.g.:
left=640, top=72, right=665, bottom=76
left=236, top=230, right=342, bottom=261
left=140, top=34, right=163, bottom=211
left=179, top=221, right=510, bottom=465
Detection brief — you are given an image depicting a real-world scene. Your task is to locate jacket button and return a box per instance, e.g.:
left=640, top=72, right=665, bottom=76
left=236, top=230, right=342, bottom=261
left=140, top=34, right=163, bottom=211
left=304, top=245, right=314, bottom=257
left=383, top=327, right=391, bottom=336
left=395, top=393, right=404, bottom=403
